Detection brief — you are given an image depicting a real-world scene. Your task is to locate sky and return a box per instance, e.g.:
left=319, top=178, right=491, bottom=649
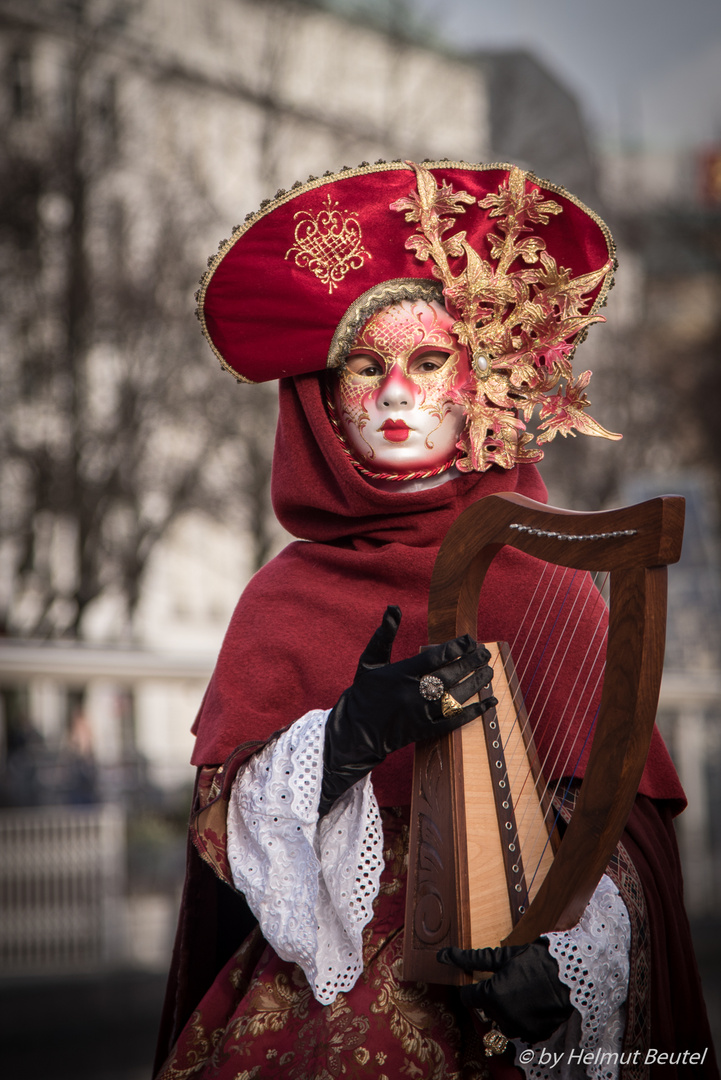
left=420, top=0, right=721, bottom=151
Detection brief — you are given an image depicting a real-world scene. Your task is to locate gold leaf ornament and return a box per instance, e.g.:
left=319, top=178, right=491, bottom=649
left=391, top=161, right=619, bottom=470
left=537, top=371, right=622, bottom=444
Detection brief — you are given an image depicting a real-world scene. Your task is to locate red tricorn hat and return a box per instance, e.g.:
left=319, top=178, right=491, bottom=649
left=197, top=160, right=616, bottom=385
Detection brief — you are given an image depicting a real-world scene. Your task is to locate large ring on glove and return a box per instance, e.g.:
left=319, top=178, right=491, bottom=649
left=483, top=1025, right=509, bottom=1057
left=441, top=692, right=464, bottom=718
left=419, top=674, right=445, bottom=701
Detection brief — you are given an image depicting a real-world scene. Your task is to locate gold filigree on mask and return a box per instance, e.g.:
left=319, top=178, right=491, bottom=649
left=336, top=368, right=375, bottom=449
left=336, top=303, right=468, bottom=460
left=337, top=361, right=461, bottom=458
left=353, top=302, right=455, bottom=367
left=330, top=299, right=472, bottom=473
left=285, top=194, right=370, bottom=293
left=346, top=303, right=466, bottom=422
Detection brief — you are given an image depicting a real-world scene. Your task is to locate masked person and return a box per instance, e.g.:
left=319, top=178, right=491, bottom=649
left=154, top=163, right=716, bottom=1080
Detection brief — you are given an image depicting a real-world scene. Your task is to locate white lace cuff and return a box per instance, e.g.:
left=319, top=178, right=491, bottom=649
left=226, top=709, right=384, bottom=1005
left=515, top=874, right=630, bottom=1080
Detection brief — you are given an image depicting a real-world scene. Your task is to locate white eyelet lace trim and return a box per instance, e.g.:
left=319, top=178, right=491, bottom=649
left=515, top=874, right=630, bottom=1080
left=226, top=709, right=384, bottom=1005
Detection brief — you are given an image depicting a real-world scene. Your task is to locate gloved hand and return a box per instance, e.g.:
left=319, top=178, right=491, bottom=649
left=437, top=941, right=574, bottom=1045
left=318, top=604, right=497, bottom=817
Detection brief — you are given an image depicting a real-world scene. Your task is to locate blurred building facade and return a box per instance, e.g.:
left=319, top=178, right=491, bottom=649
left=0, top=0, right=492, bottom=975
left=0, top=0, right=719, bottom=988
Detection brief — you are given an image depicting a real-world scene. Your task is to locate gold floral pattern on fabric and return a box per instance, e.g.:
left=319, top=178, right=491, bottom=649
left=155, top=1009, right=226, bottom=1080
left=378, top=821, right=409, bottom=897
left=157, top=811, right=494, bottom=1080
left=370, top=952, right=461, bottom=1080
left=194, top=794, right=232, bottom=884
left=606, top=839, right=650, bottom=1079
left=229, top=926, right=267, bottom=994
left=192, top=741, right=266, bottom=886
left=286, top=194, right=371, bottom=293
left=390, top=162, right=620, bottom=471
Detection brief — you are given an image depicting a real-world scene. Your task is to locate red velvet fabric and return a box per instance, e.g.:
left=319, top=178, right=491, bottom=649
left=190, top=373, right=685, bottom=810
left=202, top=163, right=614, bottom=383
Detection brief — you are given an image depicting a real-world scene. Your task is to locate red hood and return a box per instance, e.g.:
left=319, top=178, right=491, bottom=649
left=191, top=372, right=685, bottom=811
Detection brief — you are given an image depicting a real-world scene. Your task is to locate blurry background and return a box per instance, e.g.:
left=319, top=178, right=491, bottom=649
left=0, top=0, right=718, bottom=1075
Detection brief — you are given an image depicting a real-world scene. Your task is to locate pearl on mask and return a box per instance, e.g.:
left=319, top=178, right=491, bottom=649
left=473, top=352, right=490, bottom=376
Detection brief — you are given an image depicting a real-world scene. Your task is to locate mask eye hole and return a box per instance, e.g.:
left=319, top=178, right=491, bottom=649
left=345, top=352, right=384, bottom=378
left=408, top=350, right=451, bottom=375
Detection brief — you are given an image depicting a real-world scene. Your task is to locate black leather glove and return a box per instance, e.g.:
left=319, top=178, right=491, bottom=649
left=437, top=941, right=574, bottom=1044
left=318, top=604, right=497, bottom=817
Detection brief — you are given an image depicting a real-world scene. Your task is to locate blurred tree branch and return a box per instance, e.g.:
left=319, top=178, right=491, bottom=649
left=0, top=3, right=277, bottom=639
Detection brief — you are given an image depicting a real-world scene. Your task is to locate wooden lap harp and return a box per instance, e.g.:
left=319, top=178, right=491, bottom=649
left=403, top=491, right=684, bottom=984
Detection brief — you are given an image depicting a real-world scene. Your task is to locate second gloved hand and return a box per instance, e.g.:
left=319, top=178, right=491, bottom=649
left=318, top=604, right=497, bottom=816
left=437, top=941, right=574, bottom=1044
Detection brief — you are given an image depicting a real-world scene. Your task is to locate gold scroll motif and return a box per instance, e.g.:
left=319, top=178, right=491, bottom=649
left=285, top=194, right=370, bottom=293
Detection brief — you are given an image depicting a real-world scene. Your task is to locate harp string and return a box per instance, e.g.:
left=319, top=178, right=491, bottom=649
left=486, top=564, right=582, bottom=867
left=511, top=569, right=581, bottom=718
left=490, top=563, right=573, bottom=833
left=486, top=558, right=610, bottom=893
left=508, top=572, right=608, bottom=850
left=505, top=566, right=595, bottom=769
left=497, top=630, right=594, bottom=889
left=526, top=700, right=602, bottom=894
left=507, top=564, right=571, bottom=700
left=536, top=585, right=609, bottom=782
left=520, top=627, right=607, bottom=880
left=502, top=574, right=607, bottom=846
left=513, top=570, right=608, bottom=796
left=507, top=560, right=562, bottom=661
left=497, top=563, right=573, bottom=774
left=525, top=571, right=605, bottom=722
left=500, top=564, right=590, bottom=785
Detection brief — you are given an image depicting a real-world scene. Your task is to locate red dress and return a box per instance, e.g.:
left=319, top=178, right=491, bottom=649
left=154, top=375, right=715, bottom=1079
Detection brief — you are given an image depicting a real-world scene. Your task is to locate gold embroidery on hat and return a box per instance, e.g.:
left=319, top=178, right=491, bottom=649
left=198, top=160, right=616, bottom=388
left=285, top=194, right=370, bottom=293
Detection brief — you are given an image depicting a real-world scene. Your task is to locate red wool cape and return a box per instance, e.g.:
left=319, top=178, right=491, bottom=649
left=155, top=373, right=716, bottom=1079
left=191, top=373, right=683, bottom=807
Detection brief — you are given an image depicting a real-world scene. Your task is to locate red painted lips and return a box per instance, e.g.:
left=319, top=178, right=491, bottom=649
left=380, top=419, right=411, bottom=442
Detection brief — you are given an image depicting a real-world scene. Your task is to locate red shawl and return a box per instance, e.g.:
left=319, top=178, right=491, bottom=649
left=191, top=373, right=684, bottom=809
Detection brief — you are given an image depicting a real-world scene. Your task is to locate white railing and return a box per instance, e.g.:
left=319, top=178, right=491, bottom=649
left=0, top=803, right=125, bottom=974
